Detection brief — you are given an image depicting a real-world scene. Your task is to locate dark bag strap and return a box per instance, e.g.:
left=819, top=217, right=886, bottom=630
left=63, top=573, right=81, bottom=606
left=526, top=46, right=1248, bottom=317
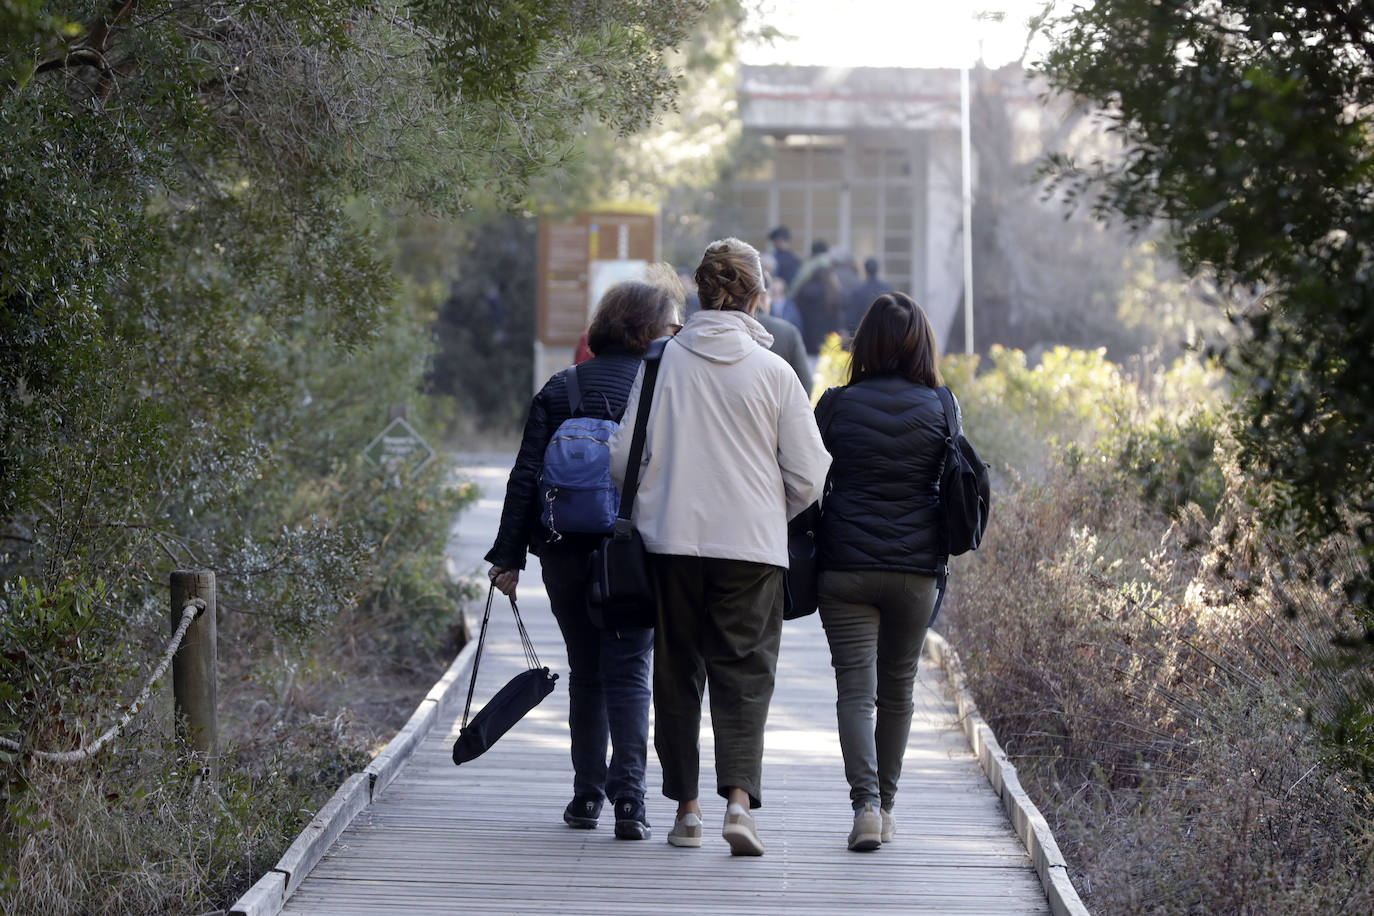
left=615, top=341, right=667, bottom=525
left=930, top=385, right=960, bottom=628
left=928, top=566, right=948, bottom=630
left=461, top=585, right=544, bottom=731
left=810, top=386, right=844, bottom=507
left=563, top=364, right=582, bottom=416
left=815, top=386, right=842, bottom=438
left=935, top=385, right=959, bottom=440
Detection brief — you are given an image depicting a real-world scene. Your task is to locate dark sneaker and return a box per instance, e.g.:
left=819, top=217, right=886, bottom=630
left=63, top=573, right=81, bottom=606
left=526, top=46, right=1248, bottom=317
left=613, top=796, right=651, bottom=840
left=563, top=794, right=603, bottom=829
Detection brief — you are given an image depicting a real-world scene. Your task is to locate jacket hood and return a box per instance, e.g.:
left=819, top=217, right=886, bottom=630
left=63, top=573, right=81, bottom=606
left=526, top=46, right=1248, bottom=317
left=673, top=309, right=773, bottom=365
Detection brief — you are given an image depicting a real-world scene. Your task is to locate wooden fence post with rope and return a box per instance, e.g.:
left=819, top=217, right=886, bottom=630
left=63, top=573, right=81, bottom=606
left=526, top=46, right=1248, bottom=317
left=170, top=570, right=217, bottom=777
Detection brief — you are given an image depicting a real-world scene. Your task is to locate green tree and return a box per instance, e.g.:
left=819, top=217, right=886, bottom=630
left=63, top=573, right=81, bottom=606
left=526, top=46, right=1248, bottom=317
left=1037, top=0, right=1374, bottom=765
left=424, top=0, right=766, bottom=429
left=1, top=1, right=713, bottom=907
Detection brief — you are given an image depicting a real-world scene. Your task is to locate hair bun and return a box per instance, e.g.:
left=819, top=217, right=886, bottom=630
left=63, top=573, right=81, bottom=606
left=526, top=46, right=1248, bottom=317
left=694, top=237, right=763, bottom=312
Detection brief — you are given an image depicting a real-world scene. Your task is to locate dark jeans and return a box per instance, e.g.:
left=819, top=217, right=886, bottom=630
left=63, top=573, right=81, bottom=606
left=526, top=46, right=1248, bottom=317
left=540, top=550, right=653, bottom=804
left=649, top=553, right=783, bottom=809
left=818, top=568, right=936, bottom=811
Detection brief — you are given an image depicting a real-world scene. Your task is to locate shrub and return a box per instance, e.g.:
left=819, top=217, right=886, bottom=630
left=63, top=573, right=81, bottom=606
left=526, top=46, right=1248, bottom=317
left=944, top=421, right=1374, bottom=913
left=4, top=712, right=373, bottom=914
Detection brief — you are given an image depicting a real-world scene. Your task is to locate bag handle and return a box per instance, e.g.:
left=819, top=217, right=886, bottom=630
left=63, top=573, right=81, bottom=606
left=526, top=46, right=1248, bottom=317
left=460, top=585, right=496, bottom=731
left=614, top=340, right=667, bottom=528
left=461, top=586, right=544, bottom=731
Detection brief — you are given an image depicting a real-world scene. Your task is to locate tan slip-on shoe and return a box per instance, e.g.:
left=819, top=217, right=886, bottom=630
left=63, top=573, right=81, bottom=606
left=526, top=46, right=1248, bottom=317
left=723, top=808, right=765, bottom=856
left=667, top=812, right=703, bottom=848
left=880, top=808, right=896, bottom=843
left=848, top=804, right=882, bottom=852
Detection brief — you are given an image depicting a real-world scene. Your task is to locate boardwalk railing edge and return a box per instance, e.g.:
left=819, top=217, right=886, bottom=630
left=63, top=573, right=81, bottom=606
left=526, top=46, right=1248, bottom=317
left=228, top=626, right=481, bottom=916
left=924, top=631, right=1091, bottom=916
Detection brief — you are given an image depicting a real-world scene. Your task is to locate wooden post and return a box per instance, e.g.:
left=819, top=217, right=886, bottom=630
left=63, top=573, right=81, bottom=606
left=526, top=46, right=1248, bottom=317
left=170, top=569, right=217, bottom=775
left=388, top=404, right=409, bottom=422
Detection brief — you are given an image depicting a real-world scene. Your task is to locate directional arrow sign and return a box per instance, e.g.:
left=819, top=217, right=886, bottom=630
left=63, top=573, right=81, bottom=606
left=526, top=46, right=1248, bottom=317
left=362, top=416, right=435, bottom=477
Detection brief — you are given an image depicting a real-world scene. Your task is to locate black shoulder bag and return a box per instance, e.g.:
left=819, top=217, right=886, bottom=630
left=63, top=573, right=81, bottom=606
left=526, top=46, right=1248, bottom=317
left=928, top=385, right=991, bottom=627
left=783, top=387, right=843, bottom=620
left=586, top=340, right=666, bottom=630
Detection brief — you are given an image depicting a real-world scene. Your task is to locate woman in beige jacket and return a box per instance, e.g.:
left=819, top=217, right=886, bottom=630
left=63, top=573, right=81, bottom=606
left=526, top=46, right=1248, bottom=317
left=609, top=237, right=831, bottom=856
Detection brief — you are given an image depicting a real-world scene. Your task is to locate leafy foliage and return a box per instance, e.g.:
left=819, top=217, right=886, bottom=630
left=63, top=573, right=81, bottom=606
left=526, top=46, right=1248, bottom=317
left=424, top=0, right=763, bottom=430
left=426, top=215, right=539, bottom=431
left=1, top=0, right=714, bottom=907
left=1037, top=1, right=1374, bottom=617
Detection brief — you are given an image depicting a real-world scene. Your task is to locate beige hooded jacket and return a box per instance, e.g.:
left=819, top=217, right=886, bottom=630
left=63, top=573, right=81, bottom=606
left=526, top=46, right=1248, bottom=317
left=608, top=308, right=831, bottom=568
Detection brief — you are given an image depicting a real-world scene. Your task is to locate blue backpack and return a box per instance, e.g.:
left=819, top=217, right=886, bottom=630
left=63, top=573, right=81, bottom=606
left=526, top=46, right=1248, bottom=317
left=538, top=365, right=622, bottom=539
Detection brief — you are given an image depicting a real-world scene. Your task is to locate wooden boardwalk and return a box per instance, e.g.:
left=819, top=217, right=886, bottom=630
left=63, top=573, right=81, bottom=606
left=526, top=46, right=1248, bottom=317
left=269, top=456, right=1054, bottom=915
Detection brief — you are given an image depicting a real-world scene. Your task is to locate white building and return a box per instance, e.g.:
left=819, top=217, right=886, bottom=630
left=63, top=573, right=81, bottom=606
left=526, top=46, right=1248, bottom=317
left=730, top=65, right=972, bottom=346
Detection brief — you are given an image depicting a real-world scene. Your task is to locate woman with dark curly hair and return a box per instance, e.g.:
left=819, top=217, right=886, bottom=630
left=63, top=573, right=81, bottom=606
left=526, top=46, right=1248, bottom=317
left=610, top=238, right=831, bottom=856
left=486, top=275, right=680, bottom=841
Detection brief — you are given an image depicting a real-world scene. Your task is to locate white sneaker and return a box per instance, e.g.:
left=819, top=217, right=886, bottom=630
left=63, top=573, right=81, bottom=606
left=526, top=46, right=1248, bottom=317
left=667, top=812, right=703, bottom=848
left=722, top=805, right=765, bottom=856
left=880, top=808, right=896, bottom=843
left=848, top=804, right=882, bottom=852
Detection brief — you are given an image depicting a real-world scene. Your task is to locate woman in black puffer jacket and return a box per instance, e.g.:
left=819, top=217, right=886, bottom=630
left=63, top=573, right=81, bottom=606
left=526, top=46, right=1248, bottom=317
left=486, top=277, right=680, bottom=841
left=815, top=291, right=952, bottom=853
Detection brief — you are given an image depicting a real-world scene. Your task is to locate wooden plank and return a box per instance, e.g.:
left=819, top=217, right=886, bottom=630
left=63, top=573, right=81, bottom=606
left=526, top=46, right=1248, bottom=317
left=274, top=772, right=369, bottom=899
left=364, top=698, right=437, bottom=801
left=226, top=870, right=284, bottom=916
left=925, top=632, right=1090, bottom=916
left=424, top=634, right=480, bottom=721
left=260, top=456, right=1068, bottom=915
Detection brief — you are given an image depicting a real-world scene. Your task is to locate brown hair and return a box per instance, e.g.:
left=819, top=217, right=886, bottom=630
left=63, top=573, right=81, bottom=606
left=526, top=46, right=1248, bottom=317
left=694, top=237, right=766, bottom=312
left=587, top=279, right=681, bottom=356
left=848, top=292, right=942, bottom=388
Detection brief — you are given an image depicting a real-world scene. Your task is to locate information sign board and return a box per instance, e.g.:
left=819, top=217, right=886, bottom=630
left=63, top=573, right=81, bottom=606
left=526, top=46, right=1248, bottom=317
left=536, top=207, right=658, bottom=348
left=362, top=416, right=435, bottom=477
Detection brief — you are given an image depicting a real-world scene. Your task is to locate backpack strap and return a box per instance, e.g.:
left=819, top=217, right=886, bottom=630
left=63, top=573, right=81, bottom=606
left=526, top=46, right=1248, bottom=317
left=935, top=385, right=959, bottom=441
left=930, top=385, right=960, bottom=628
left=812, top=387, right=844, bottom=503
left=563, top=364, right=583, bottom=417
left=614, top=339, right=668, bottom=530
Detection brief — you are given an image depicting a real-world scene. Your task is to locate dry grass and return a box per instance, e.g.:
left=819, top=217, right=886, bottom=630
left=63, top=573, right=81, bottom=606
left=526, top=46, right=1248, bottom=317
left=944, top=455, right=1374, bottom=914
left=1, top=594, right=464, bottom=915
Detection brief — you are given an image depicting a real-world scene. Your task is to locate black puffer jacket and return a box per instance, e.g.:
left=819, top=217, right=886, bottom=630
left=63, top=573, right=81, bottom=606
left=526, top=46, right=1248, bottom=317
left=818, top=375, right=950, bottom=575
left=485, top=345, right=643, bottom=570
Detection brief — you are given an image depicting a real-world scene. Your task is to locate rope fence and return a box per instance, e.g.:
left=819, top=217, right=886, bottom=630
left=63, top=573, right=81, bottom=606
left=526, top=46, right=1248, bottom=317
left=0, top=597, right=207, bottom=764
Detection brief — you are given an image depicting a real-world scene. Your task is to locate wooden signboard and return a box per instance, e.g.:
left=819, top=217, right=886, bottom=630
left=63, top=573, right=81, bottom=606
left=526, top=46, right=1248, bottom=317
left=536, top=207, right=658, bottom=348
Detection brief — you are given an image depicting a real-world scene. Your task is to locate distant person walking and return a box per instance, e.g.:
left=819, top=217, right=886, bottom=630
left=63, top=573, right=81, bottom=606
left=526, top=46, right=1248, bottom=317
left=758, top=257, right=812, bottom=395
left=768, top=274, right=804, bottom=336
left=843, top=257, right=892, bottom=336
left=610, top=237, right=830, bottom=856
left=768, top=225, right=801, bottom=288
left=486, top=277, right=681, bottom=841
left=830, top=248, right=861, bottom=303
left=757, top=306, right=812, bottom=398
left=814, top=292, right=950, bottom=852
left=794, top=240, right=842, bottom=354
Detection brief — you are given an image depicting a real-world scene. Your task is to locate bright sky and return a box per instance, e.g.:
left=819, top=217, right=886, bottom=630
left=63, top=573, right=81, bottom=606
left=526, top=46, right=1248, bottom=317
left=740, top=0, right=1053, bottom=70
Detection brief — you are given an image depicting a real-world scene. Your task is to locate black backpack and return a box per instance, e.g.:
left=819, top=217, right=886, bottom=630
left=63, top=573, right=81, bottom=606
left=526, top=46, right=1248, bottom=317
left=935, top=386, right=990, bottom=556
